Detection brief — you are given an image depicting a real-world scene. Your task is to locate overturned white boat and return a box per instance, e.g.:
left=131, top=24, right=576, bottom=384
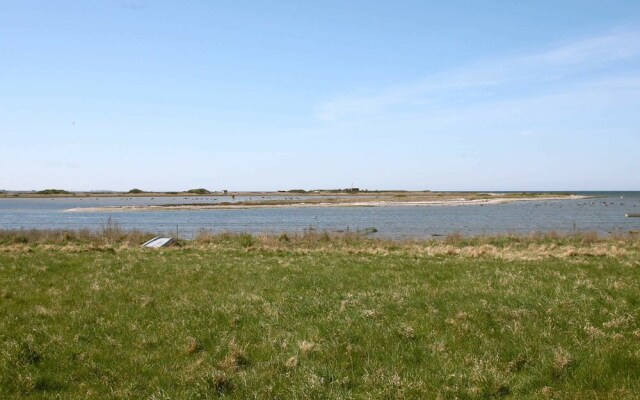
left=141, top=237, right=175, bottom=248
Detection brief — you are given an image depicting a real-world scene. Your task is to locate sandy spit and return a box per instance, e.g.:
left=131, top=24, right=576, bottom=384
left=64, top=195, right=588, bottom=213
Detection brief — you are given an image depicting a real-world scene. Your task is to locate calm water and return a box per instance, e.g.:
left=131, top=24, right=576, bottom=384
left=1, top=192, right=639, bottom=239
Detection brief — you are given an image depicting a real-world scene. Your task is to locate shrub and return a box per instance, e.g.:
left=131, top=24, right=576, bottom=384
left=186, top=188, right=211, bottom=195
left=36, top=189, right=70, bottom=195
left=238, top=233, right=256, bottom=248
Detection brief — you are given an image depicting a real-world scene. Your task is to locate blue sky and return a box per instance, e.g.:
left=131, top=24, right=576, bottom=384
left=1, top=1, right=639, bottom=191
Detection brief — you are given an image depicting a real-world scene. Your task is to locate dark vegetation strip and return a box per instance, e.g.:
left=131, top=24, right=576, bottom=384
left=0, top=227, right=638, bottom=250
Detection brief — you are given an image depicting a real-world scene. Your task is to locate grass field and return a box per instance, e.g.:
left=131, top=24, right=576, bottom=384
left=1, top=230, right=639, bottom=399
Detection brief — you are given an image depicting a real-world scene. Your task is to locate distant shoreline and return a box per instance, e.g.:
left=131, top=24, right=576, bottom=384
left=0, top=189, right=594, bottom=199
left=64, top=194, right=588, bottom=212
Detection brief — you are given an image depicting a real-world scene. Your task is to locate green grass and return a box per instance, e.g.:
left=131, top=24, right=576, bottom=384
left=0, top=232, right=639, bottom=398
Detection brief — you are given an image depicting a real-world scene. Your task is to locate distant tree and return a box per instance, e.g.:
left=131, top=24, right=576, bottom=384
left=37, top=189, right=71, bottom=195
left=128, top=188, right=145, bottom=194
left=186, top=188, right=211, bottom=195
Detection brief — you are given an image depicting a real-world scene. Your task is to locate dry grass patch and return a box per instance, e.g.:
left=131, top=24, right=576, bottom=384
left=2, top=229, right=639, bottom=260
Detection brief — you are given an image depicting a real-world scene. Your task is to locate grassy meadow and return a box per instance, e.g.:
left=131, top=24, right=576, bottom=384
left=0, top=230, right=639, bottom=399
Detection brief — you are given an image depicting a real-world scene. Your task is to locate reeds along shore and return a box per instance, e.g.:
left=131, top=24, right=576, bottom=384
left=1, top=228, right=639, bottom=259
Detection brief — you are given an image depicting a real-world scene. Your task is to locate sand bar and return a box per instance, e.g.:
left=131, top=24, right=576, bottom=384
left=64, top=194, right=588, bottom=212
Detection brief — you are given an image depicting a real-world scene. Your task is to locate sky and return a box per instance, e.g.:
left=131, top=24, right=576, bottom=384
left=1, top=1, right=639, bottom=191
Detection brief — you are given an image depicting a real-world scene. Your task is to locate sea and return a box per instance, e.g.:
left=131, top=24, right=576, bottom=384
left=1, top=192, right=639, bottom=240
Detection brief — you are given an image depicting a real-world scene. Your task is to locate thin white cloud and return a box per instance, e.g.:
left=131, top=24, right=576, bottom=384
left=316, top=29, right=640, bottom=121
left=532, top=30, right=640, bottom=66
